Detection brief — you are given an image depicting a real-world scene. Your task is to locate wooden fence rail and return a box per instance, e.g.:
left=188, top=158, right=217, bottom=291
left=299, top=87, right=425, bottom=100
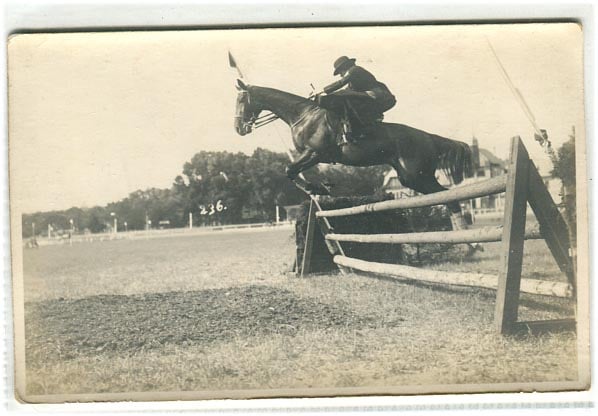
left=334, top=255, right=573, bottom=298
left=326, top=225, right=542, bottom=245
left=316, top=176, right=507, bottom=218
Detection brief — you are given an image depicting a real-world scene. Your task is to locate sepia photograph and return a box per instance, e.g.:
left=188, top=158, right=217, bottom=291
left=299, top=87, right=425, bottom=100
left=8, top=22, right=589, bottom=403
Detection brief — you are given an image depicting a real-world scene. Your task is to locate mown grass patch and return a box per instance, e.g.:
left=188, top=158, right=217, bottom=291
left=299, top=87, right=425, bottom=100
left=26, top=326, right=577, bottom=395
left=22, top=228, right=578, bottom=396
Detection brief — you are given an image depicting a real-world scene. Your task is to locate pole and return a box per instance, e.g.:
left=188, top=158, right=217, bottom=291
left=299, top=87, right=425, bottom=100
left=486, top=38, right=555, bottom=160
left=114, top=218, right=117, bottom=234
left=275, top=205, right=280, bottom=224
left=32, top=222, right=35, bottom=238
left=486, top=39, right=542, bottom=135
left=189, top=212, right=193, bottom=229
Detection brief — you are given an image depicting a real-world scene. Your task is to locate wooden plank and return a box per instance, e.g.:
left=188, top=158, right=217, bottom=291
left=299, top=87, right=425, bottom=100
left=300, top=200, right=317, bottom=277
left=311, top=197, right=349, bottom=275
left=509, top=319, right=576, bottom=335
left=495, top=137, right=530, bottom=334
left=316, top=176, right=507, bottom=218
left=333, top=255, right=572, bottom=298
left=526, top=161, right=575, bottom=290
left=326, top=225, right=542, bottom=245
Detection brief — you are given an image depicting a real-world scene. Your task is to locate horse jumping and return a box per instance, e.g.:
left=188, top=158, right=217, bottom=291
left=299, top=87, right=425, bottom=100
left=234, top=80, right=473, bottom=229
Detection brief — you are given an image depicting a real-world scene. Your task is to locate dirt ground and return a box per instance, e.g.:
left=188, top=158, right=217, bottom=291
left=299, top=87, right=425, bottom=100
left=26, top=285, right=391, bottom=361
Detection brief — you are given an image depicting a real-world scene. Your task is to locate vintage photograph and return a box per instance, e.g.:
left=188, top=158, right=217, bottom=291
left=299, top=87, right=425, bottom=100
left=9, top=23, right=588, bottom=402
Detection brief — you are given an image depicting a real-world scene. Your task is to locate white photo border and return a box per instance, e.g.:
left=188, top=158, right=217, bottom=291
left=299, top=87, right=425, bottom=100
left=2, top=1, right=595, bottom=414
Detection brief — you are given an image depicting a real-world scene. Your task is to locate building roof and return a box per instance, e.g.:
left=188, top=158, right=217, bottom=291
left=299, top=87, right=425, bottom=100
left=478, top=148, right=506, bottom=167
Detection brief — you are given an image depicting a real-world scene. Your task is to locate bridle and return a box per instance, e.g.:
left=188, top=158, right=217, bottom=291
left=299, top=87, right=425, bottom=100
left=235, top=90, right=279, bottom=131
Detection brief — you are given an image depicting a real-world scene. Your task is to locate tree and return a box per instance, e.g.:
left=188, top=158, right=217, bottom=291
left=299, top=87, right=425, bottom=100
left=551, top=136, right=575, bottom=188
left=305, top=164, right=388, bottom=197
left=87, top=208, right=108, bottom=233
left=176, top=151, right=252, bottom=225
left=551, top=130, right=576, bottom=243
left=245, top=148, right=306, bottom=221
left=20, top=148, right=394, bottom=238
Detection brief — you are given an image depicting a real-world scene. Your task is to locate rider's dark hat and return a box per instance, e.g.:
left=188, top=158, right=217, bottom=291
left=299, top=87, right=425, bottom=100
left=333, top=56, right=356, bottom=75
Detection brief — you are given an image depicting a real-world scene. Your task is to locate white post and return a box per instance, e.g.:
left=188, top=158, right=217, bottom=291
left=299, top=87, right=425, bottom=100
left=189, top=212, right=193, bottom=229
left=69, top=219, right=74, bottom=246
left=48, top=224, right=51, bottom=238
left=276, top=205, right=280, bottom=224
left=32, top=222, right=35, bottom=237
left=110, top=212, right=117, bottom=234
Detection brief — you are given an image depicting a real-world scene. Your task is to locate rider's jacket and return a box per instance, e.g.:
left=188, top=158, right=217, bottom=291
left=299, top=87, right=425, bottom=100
left=324, top=65, right=380, bottom=93
left=323, top=65, right=396, bottom=113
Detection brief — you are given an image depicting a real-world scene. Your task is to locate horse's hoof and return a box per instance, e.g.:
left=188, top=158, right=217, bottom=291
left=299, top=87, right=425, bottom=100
left=321, top=182, right=334, bottom=193
left=307, top=183, right=331, bottom=195
left=465, top=243, right=484, bottom=256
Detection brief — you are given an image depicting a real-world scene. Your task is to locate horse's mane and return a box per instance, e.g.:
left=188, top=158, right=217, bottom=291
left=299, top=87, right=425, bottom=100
left=247, top=85, right=315, bottom=108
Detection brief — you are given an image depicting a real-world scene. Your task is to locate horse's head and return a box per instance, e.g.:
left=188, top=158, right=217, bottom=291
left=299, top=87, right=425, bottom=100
left=234, top=79, right=261, bottom=136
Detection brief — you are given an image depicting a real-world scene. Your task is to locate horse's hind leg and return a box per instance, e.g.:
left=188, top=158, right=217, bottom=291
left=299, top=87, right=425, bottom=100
left=413, top=176, right=463, bottom=226
left=389, top=158, right=463, bottom=221
left=413, top=175, right=483, bottom=254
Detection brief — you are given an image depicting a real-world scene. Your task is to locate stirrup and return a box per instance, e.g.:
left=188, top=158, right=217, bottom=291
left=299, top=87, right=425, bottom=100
left=342, top=132, right=357, bottom=144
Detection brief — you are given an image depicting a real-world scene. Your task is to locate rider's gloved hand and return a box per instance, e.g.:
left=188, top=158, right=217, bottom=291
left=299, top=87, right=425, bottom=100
left=309, top=91, right=325, bottom=103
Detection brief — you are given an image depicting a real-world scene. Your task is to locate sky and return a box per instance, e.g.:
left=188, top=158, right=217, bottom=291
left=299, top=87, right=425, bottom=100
left=8, top=23, right=584, bottom=214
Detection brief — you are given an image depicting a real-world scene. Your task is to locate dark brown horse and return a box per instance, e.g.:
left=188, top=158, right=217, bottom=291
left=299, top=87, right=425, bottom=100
left=234, top=79, right=473, bottom=229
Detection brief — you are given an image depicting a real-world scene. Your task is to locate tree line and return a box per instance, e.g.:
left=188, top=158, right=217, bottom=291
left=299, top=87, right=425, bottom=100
left=21, top=148, right=388, bottom=238
left=22, top=137, right=577, bottom=239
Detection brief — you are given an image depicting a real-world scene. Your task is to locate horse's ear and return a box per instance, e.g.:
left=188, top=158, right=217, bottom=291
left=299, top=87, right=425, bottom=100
left=237, top=79, right=247, bottom=90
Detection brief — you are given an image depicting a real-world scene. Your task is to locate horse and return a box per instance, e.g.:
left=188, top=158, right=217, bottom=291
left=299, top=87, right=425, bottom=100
left=234, top=79, right=474, bottom=230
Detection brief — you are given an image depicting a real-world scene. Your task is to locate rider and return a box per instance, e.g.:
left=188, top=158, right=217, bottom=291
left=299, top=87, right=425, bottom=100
left=320, top=56, right=396, bottom=142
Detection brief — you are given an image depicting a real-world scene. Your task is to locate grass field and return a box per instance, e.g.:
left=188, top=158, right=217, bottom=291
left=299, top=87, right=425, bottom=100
left=21, top=227, right=579, bottom=398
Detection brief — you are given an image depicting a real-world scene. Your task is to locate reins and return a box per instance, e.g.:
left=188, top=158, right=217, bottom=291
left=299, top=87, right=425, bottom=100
left=252, top=112, right=279, bottom=128
left=239, top=88, right=318, bottom=130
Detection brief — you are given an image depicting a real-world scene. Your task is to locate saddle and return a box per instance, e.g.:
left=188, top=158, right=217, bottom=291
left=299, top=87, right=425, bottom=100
left=317, top=93, right=383, bottom=143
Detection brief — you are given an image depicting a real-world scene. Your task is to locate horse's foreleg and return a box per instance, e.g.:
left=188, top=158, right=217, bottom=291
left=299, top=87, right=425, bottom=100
left=286, top=150, right=328, bottom=195
left=446, top=201, right=468, bottom=231
left=285, top=149, right=317, bottom=179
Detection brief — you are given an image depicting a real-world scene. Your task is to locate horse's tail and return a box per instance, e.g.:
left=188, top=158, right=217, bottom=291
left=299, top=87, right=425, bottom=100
left=435, top=137, right=473, bottom=185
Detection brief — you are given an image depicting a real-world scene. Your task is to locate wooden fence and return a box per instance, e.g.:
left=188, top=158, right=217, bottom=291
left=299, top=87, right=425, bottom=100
left=302, top=137, right=576, bottom=335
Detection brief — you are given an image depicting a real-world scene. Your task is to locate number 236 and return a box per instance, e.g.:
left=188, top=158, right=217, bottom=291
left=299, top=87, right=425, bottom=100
left=199, top=200, right=226, bottom=215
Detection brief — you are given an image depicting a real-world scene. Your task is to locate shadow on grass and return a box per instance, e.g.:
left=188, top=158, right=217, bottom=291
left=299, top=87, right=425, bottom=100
left=402, top=243, right=500, bottom=267
left=352, top=272, right=575, bottom=316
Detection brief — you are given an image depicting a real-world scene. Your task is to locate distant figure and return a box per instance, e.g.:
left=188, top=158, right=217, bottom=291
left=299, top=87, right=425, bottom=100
left=318, top=56, right=396, bottom=142
left=26, top=237, right=39, bottom=248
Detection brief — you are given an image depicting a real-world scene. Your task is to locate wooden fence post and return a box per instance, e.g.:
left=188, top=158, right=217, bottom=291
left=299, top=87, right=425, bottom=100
left=495, top=136, right=529, bottom=334
left=526, top=161, right=575, bottom=292
left=300, top=200, right=317, bottom=277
